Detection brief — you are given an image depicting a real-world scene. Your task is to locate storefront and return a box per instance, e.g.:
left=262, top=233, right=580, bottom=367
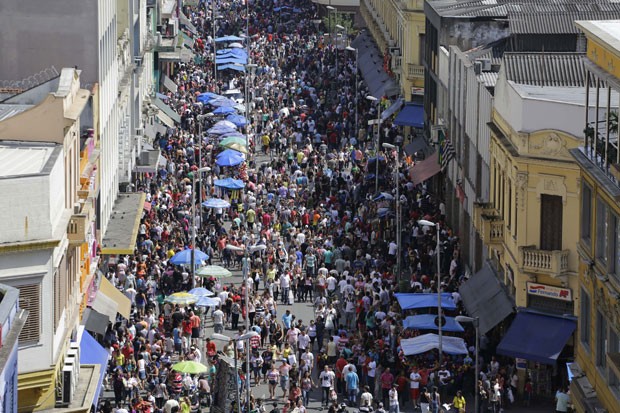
left=496, top=309, right=576, bottom=396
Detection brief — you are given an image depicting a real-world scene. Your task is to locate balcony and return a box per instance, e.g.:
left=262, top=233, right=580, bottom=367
left=67, top=203, right=94, bottom=244
left=481, top=219, right=504, bottom=245
left=519, top=246, right=570, bottom=277
left=408, top=64, right=424, bottom=80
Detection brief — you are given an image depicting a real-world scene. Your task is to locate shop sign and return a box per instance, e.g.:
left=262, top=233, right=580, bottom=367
left=516, top=358, right=527, bottom=370
left=526, top=282, right=572, bottom=301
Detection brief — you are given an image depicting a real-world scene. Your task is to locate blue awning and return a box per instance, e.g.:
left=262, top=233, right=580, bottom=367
left=403, top=314, right=464, bottom=332
left=393, top=103, right=424, bottom=128
left=80, top=330, right=110, bottom=408
left=497, top=310, right=576, bottom=365
left=394, top=293, right=457, bottom=310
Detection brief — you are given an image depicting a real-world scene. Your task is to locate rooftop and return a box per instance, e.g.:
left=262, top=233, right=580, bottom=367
left=576, top=20, right=620, bottom=55
left=510, top=82, right=620, bottom=107
left=503, top=52, right=590, bottom=87
left=0, top=141, right=59, bottom=178
left=0, top=104, right=34, bottom=122
left=427, top=0, right=620, bottom=20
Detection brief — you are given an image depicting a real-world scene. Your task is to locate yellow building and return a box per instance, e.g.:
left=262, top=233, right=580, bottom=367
left=360, top=0, right=425, bottom=99
left=475, top=52, right=587, bottom=395
left=569, top=20, right=620, bottom=413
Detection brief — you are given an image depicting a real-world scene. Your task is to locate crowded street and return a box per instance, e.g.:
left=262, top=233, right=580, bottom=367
left=90, top=1, right=554, bottom=413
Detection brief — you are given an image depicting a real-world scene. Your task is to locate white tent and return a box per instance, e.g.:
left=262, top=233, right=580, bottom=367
left=400, top=333, right=469, bottom=356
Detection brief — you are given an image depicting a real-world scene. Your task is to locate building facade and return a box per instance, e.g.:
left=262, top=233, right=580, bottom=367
left=570, top=20, right=620, bottom=413
left=0, top=68, right=101, bottom=411
left=0, top=284, right=28, bottom=413
left=360, top=0, right=425, bottom=100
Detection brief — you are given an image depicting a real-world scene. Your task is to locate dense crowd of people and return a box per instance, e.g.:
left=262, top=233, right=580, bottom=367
left=93, top=1, right=525, bottom=413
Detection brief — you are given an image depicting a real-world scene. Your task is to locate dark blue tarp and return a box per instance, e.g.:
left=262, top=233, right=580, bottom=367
left=497, top=310, right=576, bottom=364
left=393, top=103, right=424, bottom=128
left=403, top=314, right=464, bottom=332
left=80, top=331, right=109, bottom=408
left=394, top=293, right=457, bottom=310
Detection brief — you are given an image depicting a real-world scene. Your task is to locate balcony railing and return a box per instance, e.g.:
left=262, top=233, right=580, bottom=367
left=520, top=246, right=570, bottom=277
left=408, top=64, right=424, bottom=79
left=481, top=219, right=504, bottom=245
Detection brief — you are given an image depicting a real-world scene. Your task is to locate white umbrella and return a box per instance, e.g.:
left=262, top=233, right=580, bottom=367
left=229, top=42, right=243, bottom=48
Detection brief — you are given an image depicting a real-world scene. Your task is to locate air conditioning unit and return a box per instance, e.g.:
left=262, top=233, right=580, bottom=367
left=430, top=125, right=446, bottom=144
left=389, top=47, right=401, bottom=57
left=61, top=366, right=74, bottom=404
left=135, top=56, right=143, bottom=66
left=475, top=58, right=491, bottom=72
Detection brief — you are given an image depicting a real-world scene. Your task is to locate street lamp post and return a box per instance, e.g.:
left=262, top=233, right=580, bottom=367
left=335, top=24, right=345, bottom=76
left=418, top=219, right=442, bottom=365
left=212, top=13, right=223, bottom=86
left=366, top=95, right=381, bottom=193
left=326, top=5, right=335, bottom=44
left=191, top=166, right=212, bottom=287
left=455, top=316, right=480, bottom=413
left=245, top=63, right=257, bottom=153
left=383, top=143, right=400, bottom=282
left=345, top=46, right=358, bottom=143
left=212, top=331, right=259, bottom=413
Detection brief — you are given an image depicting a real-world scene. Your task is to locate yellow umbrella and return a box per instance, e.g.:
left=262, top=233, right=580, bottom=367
left=222, top=142, right=248, bottom=154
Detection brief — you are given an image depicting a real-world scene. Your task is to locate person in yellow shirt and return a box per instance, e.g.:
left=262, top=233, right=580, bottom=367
left=452, top=390, right=466, bottom=413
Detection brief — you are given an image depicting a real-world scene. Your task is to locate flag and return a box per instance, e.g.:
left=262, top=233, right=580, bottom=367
left=438, top=130, right=455, bottom=170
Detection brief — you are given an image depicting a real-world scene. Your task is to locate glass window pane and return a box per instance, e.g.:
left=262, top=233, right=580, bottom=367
left=596, top=198, right=608, bottom=264
left=581, top=289, right=591, bottom=347
left=582, top=183, right=592, bottom=241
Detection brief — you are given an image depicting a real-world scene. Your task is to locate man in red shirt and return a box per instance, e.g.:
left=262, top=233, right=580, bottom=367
left=380, top=367, right=394, bottom=407
left=335, top=354, right=348, bottom=395
left=262, top=212, right=271, bottom=227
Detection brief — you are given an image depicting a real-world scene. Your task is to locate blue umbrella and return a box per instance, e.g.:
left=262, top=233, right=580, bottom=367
left=226, top=114, right=248, bottom=127
left=214, top=177, right=245, bottom=190
left=209, top=98, right=237, bottom=108
left=207, top=125, right=238, bottom=135
left=197, top=92, right=222, bottom=103
left=217, top=48, right=247, bottom=58
left=214, top=35, right=245, bottom=42
left=216, top=149, right=245, bottom=167
left=169, top=248, right=209, bottom=265
left=202, top=198, right=231, bottom=208
left=217, top=64, right=246, bottom=72
left=188, top=287, right=215, bottom=297
left=220, top=132, right=245, bottom=140
left=195, top=296, right=222, bottom=307
left=212, top=106, right=237, bottom=115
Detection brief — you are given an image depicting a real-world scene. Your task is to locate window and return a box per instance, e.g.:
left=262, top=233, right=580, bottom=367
left=597, top=311, right=608, bottom=369
left=581, top=182, right=592, bottom=243
left=17, top=283, right=41, bottom=344
left=609, top=329, right=620, bottom=396
left=596, top=197, right=608, bottom=265
left=540, top=195, right=563, bottom=250
left=580, top=288, right=591, bottom=349
left=612, top=214, right=620, bottom=281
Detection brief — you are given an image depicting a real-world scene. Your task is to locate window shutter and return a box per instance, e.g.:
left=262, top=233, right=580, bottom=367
left=18, top=284, right=41, bottom=344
